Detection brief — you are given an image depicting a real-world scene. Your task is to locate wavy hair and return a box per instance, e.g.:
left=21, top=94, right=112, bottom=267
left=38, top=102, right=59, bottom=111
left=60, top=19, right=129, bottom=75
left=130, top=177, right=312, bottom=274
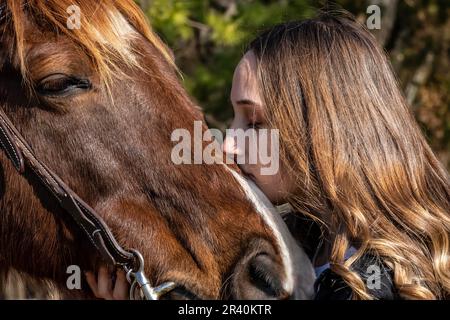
left=248, top=12, right=450, bottom=299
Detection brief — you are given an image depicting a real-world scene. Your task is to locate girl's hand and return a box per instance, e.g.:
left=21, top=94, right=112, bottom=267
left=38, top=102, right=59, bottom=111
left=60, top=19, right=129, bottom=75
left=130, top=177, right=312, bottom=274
left=85, top=265, right=129, bottom=300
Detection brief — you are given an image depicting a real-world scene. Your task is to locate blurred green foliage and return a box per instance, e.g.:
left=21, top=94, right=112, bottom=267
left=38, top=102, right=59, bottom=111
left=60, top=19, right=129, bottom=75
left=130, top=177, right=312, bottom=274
left=138, top=0, right=315, bottom=123
left=137, top=0, right=449, bottom=169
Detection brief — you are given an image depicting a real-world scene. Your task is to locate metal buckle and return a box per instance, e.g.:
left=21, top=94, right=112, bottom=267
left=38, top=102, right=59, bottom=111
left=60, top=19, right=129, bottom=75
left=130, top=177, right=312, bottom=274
left=125, top=249, right=176, bottom=300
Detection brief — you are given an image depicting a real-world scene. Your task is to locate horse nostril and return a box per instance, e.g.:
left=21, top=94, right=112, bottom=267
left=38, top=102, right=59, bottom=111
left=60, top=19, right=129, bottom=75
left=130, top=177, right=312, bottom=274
left=247, top=254, right=284, bottom=298
left=160, top=286, right=199, bottom=300
left=231, top=239, right=291, bottom=300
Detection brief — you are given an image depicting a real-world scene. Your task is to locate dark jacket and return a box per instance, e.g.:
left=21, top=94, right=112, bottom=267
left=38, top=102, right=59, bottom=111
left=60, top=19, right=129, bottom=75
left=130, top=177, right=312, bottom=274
left=314, top=254, right=399, bottom=300
left=283, top=213, right=399, bottom=300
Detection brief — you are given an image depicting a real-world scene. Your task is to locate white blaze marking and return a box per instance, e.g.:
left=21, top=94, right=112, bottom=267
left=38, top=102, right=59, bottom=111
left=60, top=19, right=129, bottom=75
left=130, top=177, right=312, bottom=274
left=226, top=167, right=295, bottom=293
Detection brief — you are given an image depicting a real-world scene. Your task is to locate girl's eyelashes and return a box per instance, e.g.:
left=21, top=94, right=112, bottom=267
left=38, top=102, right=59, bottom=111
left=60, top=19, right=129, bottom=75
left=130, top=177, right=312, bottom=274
left=247, top=121, right=263, bottom=129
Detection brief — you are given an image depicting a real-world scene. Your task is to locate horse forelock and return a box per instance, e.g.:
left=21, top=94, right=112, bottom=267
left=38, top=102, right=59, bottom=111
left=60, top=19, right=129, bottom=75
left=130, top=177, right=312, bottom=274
left=1, top=0, right=175, bottom=86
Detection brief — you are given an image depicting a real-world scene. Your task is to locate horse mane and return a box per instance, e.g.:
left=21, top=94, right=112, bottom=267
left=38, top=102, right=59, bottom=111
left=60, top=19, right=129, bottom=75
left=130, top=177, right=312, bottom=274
left=1, top=0, right=175, bottom=85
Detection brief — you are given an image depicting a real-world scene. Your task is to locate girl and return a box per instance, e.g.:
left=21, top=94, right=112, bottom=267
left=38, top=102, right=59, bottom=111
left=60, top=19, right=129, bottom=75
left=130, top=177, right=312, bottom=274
left=87, top=13, right=450, bottom=299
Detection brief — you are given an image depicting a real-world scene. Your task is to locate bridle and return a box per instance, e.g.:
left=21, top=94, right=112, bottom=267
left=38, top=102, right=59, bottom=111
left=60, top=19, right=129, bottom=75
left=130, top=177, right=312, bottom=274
left=0, top=107, right=176, bottom=300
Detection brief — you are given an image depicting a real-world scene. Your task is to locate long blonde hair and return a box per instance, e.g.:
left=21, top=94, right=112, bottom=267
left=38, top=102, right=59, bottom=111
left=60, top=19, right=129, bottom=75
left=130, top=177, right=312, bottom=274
left=249, top=13, right=450, bottom=299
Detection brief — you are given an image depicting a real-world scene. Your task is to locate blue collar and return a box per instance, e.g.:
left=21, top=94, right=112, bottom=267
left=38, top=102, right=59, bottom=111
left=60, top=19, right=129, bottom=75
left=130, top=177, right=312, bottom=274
left=314, top=246, right=358, bottom=277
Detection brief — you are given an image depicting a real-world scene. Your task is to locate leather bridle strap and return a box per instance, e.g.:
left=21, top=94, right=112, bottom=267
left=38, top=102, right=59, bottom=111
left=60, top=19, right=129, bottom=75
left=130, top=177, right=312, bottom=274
left=0, top=108, right=135, bottom=268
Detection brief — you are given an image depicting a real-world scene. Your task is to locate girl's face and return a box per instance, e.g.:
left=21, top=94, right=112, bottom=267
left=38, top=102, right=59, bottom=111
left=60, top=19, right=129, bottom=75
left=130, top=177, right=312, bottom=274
left=223, top=51, right=295, bottom=204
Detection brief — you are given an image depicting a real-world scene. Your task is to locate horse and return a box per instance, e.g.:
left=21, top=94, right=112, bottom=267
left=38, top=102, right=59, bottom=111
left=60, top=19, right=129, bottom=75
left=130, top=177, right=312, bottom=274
left=0, top=0, right=315, bottom=299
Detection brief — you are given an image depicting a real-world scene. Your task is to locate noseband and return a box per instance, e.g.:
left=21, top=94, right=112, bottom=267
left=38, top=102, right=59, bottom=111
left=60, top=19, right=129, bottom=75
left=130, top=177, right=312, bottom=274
left=0, top=108, right=176, bottom=300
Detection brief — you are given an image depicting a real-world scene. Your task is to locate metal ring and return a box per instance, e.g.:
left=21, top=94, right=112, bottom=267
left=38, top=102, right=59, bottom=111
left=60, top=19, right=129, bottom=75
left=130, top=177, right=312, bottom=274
left=129, top=280, right=140, bottom=300
left=128, top=249, right=145, bottom=273
left=123, top=248, right=178, bottom=300
left=125, top=268, right=134, bottom=285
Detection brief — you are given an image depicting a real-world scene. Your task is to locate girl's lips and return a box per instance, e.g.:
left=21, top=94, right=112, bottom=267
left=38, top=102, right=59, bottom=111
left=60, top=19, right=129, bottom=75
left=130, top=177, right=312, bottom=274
left=242, top=170, right=256, bottom=181
left=236, top=163, right=256, bottom=181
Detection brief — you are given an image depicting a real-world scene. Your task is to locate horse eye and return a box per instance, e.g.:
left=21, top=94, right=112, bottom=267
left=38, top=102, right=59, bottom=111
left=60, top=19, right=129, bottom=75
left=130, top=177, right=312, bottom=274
left=36, top=73, right=91, bottom=96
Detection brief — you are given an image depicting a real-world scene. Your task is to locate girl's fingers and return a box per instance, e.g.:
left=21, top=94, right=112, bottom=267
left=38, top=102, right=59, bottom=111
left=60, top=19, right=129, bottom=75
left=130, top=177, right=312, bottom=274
left=96, top=265, right=114, bottom=300
left=85, top=271, right=99, bottom=297
left=85, top=266, right=130, bottom=300
left=112, top=269, right=129, bottom=300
